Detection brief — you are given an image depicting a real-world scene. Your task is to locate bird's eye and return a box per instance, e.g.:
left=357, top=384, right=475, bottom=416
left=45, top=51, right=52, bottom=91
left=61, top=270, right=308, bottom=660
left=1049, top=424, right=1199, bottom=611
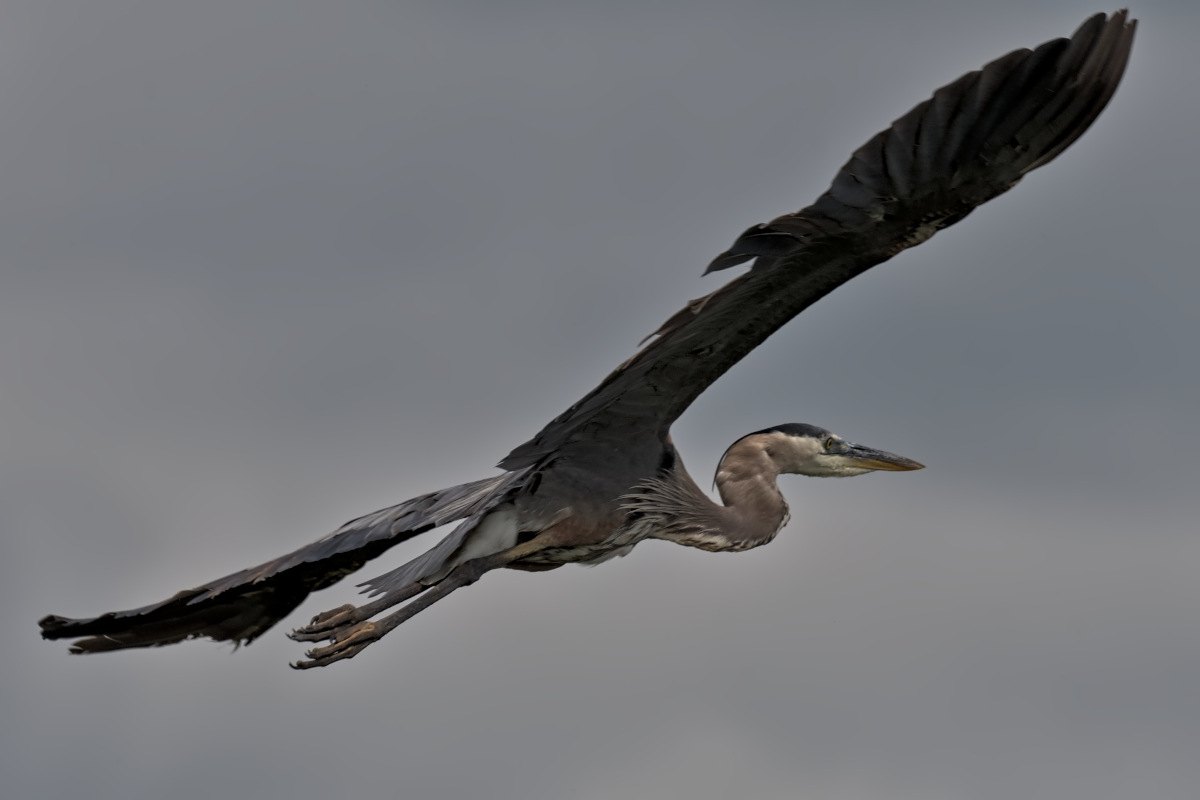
left=825, top=437, right=836, bottom=450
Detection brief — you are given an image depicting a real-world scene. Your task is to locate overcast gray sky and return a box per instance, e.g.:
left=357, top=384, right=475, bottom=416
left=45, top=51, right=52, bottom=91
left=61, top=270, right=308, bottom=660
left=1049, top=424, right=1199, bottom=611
left=4, top=2, right=1198, bottom=798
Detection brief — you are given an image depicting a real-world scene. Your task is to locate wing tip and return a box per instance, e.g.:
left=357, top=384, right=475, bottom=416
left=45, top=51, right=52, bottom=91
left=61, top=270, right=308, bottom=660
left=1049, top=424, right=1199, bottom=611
left=37, top=613, right=73, bottom=638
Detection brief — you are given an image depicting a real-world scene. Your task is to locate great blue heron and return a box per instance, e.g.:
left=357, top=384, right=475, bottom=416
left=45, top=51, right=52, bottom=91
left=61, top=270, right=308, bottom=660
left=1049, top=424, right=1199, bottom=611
left=39, top=12, right=1136, bottom=668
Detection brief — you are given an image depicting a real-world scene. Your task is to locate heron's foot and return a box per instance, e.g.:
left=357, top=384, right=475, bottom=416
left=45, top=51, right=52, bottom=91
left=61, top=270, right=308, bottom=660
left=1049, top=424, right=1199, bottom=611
left=290, top=620, right=381, bottom=669
left=285, top=587, right=435, bottom=667
left=286, top=554, right=513, bottom=669
left=287, top=604, right=361, bottom=642
left=287, top=581, right=423, bottom=644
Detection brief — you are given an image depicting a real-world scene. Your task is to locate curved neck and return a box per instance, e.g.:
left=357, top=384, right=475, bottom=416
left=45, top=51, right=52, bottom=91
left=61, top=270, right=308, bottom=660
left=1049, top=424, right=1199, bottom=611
left=711, top=439, right=790, bottom=545
left=625, top=439, right=791, bottom=553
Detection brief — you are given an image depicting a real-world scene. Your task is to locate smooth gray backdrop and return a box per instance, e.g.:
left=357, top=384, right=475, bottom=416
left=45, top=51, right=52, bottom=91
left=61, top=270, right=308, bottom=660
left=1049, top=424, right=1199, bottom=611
left=5, top=2, right=1197, bottom=799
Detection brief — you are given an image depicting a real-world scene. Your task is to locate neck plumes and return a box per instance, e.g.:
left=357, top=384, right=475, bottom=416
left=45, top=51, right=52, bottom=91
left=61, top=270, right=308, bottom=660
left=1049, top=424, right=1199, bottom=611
left=621, top=439, right=789, bottom=553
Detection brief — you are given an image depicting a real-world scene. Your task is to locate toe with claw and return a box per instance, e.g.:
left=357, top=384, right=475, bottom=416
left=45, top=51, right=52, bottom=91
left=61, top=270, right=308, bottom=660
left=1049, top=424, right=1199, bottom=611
left=291, top=620, right=381, bottom=669
left=288, top=606, right=362, bottom=642
left=288, top=604, right=361, bottom=642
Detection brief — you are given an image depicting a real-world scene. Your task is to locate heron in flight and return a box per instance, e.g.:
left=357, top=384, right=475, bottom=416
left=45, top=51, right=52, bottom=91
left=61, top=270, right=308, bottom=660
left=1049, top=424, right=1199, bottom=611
left=40, top=12, right=1136, bottom=668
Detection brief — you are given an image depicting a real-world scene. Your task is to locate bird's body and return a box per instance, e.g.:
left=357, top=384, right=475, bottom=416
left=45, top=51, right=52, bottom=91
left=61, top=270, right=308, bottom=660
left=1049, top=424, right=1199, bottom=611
left=39, top=11, right=1136, bottom=668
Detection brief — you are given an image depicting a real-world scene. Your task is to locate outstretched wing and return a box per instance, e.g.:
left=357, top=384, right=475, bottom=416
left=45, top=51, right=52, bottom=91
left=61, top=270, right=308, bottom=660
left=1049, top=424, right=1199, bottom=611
left=39, top=471, right=527, bottom=652
left=500, top=11, right=1135, bottom=472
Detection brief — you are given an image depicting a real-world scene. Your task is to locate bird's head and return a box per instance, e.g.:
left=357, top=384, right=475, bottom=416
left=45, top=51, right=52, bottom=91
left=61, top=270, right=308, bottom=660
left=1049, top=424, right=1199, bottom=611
left=722, top=423, right=925, bottom=479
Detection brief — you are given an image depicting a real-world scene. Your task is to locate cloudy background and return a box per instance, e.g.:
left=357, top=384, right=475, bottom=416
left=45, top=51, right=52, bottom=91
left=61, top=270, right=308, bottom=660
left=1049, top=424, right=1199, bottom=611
left=3, top=1, right=1197, bottom=798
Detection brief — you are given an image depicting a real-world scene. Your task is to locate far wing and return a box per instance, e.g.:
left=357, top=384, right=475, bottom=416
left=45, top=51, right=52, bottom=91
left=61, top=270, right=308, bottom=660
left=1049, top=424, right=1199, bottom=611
left=501, top=11, right=1135, bottom=471
left=39, top=471, right=527, bottom=652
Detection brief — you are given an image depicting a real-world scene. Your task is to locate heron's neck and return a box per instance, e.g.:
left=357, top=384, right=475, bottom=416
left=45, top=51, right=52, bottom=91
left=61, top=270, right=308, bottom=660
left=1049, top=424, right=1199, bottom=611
left=711, top=443, right=790, bottom=545
left=624, top=442, right=789, bottom=553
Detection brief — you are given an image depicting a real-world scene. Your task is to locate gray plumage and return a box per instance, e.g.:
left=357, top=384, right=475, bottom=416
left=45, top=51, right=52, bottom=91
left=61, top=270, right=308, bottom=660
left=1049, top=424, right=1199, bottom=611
left=40, top=11, right=1136, bottom=668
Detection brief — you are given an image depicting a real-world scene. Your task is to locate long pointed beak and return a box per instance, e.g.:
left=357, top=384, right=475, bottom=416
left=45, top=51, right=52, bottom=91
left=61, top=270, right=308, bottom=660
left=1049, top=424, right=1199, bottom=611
left=841, top=442, right=925, bottom=472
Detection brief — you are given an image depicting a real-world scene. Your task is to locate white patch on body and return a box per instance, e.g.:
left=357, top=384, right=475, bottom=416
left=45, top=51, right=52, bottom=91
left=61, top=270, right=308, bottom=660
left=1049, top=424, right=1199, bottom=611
left=420, top=506, right=519, bottom=585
